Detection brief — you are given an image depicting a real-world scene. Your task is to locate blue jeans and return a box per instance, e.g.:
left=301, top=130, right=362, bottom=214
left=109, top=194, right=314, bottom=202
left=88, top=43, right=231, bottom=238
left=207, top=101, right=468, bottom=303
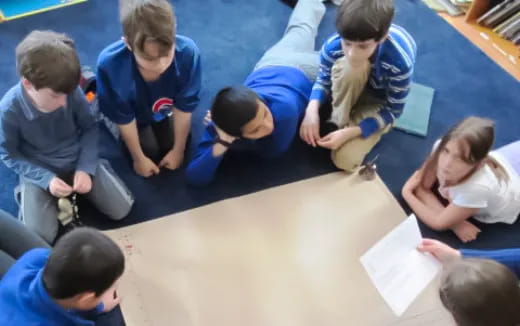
left=0, top=210, right=49, bottom=279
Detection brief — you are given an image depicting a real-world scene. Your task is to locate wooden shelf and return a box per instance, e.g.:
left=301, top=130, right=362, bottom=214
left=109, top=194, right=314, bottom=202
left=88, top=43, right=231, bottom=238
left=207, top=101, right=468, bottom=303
left=439, top=0, right=520, bottom=81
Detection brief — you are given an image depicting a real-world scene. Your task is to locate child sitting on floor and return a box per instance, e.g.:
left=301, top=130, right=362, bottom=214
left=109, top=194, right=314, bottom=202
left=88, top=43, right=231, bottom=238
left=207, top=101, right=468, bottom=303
left=299, top=0, right=416, bottom=172
left=0, top=30, right=134, bottom=244
left=403, top=116, right=520, bottom=242
left=0, top=227, right=124, bottom=325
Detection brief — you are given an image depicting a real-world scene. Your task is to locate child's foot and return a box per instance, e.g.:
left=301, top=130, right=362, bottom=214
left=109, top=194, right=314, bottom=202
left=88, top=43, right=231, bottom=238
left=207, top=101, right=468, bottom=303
left=452, top=220, right=481, bottom=243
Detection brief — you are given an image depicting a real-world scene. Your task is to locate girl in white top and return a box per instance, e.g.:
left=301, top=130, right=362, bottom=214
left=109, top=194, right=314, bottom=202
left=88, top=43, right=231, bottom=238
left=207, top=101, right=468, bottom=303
left=402, top=116, right=520, bottom=243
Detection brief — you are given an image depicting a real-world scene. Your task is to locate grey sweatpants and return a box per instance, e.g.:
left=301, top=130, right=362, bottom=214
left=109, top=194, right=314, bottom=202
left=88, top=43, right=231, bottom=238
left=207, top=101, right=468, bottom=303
left=0, top=209, right=49, bottom=278
left=254, top=0, right=325, bottom=81
left=17, top=159, right=134, bottom=244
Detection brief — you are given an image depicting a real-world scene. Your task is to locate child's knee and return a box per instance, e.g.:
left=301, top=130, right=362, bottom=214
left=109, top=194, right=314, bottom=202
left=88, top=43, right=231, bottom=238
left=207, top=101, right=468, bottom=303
left=331, top=146, right=365, bottom=173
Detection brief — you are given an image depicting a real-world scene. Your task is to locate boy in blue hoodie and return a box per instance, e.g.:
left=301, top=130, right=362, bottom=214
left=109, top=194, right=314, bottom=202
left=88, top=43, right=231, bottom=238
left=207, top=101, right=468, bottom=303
left=186, top=0, right=325, bottom=185
left=0, top=227, right=124, bottom=325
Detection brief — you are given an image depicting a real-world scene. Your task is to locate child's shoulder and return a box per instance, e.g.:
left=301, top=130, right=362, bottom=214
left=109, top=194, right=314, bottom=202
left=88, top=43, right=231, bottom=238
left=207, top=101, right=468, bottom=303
left=175, top=35, right=200, bottom=59
left=97, top=40, right=132, bottom=70
left=0, top=83, right=25, bottom=117
left=381, top=24, right=417, bottom=72
left=322, top=33, right=342, bottom=52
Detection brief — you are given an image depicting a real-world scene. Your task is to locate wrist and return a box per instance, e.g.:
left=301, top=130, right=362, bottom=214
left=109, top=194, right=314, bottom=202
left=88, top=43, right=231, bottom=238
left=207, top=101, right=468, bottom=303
left=307, top=101, right=320, bottom=114
left=172, top=144, right=185, bottom=154
left=132, top=152, right=147, bottom=163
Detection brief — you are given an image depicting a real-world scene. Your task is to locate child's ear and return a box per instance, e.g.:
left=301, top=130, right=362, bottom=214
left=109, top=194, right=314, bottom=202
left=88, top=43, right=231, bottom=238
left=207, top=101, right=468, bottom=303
left=74, top=291, right=100, bottom=310
left=21, top=77, right=34, bottom=91
left=122, top=37, right=132, bottom=52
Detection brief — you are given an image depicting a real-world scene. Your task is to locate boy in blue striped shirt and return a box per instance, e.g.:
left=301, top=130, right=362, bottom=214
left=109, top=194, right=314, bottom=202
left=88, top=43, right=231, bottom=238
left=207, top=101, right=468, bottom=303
left=300, top=0, right=416, bottom=172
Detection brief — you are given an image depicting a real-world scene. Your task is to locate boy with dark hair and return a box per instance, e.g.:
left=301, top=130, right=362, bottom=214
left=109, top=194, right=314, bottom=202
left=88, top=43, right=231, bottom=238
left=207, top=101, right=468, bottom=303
left=187, top=0, right=326, bottom=186
left=300, top=0, right=416, bottom=172
left=97, top=0, right=201, bottom=177
left=0, top=30, right=134, bottom=244
left=0, top=227, right=124, bottom=325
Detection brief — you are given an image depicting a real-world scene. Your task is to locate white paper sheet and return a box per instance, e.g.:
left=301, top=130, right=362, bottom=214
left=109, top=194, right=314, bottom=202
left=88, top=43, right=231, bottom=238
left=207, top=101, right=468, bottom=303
left=360, top=215, right=441, bottom=316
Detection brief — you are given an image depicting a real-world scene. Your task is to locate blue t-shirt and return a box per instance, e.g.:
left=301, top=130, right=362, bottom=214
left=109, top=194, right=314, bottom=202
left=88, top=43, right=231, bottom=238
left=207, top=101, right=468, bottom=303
left=0, top=249, right=103, bottom=326
left=97, top=35, right=201, bottom=127
left=186, top=66, right=312, bottom=186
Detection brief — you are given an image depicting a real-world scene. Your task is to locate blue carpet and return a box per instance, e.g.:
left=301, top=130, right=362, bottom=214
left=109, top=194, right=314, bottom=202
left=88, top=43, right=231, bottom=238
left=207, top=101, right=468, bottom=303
left=0, top=0, right=519, bottom=250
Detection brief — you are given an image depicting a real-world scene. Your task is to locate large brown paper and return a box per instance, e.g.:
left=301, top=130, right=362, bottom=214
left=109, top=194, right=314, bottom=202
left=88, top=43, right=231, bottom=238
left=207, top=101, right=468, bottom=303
left=106, top=172, right=452, bottom=326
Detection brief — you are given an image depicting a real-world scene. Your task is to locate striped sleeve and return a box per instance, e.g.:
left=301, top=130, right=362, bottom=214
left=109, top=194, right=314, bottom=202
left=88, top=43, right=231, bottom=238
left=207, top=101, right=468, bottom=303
left=310, top=34, right=343, bottom=103
left=359, top=26, right=417, bottom=138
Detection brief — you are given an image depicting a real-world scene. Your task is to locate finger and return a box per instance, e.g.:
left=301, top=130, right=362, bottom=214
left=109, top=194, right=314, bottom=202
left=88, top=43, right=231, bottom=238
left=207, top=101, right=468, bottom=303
left=320, top=134, right=332, bottom=142
left=57, top=179, right=72, bottom=190
left=152, top=164, right=160, bottom=174
left=307, top=129, right=316, bottom=147
left=312, top=125, right=320, bottom=145
left=416, top=244, right=427, bottom=252
left=301, top=126, right=309, bottom=144
left=421, top=239, right=437, bottom=246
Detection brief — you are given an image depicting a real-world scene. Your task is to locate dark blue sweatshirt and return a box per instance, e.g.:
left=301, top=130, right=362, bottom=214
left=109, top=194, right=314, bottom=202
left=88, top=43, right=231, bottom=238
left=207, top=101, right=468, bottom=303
left=186, top=66, right=312, bottom=186
left=0, top=248, right=103, bottom=325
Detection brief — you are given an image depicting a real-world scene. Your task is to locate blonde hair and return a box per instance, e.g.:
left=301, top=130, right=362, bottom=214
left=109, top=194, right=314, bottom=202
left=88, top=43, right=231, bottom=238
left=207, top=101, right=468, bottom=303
left=420, top=116, right=508, bottom=187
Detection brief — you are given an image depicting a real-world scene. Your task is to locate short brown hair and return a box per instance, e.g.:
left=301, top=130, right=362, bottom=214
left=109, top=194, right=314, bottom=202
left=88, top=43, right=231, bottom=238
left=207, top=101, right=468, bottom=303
left=439, top=258, right=520, bottom=326
left=16, top=30, right=80, bottom=94
left=119, top=0, right=175, bottom=58
left=336, top=0, right=394, bottom=42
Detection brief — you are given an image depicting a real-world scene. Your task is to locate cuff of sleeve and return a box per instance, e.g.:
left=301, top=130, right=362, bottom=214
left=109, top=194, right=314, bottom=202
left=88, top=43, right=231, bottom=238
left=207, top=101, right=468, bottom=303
left=39, top=172, right=56, bottom=190
left=175, top=103, right=197, bottom=113
left=359, top=118, right=380, bottom=138
left=77, top=162, right=98, bottom=176
left=309, top=89, right=327, bottom=103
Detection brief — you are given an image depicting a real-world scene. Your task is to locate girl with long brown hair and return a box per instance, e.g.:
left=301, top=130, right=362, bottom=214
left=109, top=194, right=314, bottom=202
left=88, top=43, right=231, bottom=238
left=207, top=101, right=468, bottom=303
left=402, top=116, right=520, bottom=242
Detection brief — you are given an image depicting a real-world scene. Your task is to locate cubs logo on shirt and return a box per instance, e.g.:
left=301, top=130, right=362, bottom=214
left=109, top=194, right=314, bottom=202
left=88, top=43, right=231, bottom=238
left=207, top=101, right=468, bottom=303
left=152, top=97, right=174, bottom=122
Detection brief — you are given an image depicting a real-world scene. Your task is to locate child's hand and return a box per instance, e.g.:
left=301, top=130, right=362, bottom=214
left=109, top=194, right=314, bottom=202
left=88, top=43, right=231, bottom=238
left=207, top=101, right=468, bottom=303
left=417, top=238, right=461, bottom=263
left=101, top=289, right=121, bottom=313
left=203, top=110, right=212, bottom=125
left=215, top=126, right=237, bottom=145
left=159, top=148, right=184, bottom=171
left=452, top=220, right=481, bottom=243
left=300, top=102, right=321, bottom=147
left=133, top=155, right=160, bottom=177
left=73, top=171, right=92, bottom=194
left=317, top=127, right=359, bottom=150
left=49, top=177, right=73, bottom=197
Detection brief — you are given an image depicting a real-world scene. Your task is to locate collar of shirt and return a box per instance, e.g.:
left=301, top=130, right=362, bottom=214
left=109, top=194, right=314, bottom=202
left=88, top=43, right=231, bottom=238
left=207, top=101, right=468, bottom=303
left=17, top=83, right=66, bottom=121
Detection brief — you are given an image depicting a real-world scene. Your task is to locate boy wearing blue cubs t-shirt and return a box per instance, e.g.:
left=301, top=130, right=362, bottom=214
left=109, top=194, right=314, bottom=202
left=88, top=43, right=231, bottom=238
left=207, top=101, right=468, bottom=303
left=97, top=0, right=201, bottom=177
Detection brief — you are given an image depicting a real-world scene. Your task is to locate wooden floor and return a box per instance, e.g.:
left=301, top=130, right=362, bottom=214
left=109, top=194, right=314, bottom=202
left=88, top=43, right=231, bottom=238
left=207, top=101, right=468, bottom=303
left=439, top=13, right=520, bottom=81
